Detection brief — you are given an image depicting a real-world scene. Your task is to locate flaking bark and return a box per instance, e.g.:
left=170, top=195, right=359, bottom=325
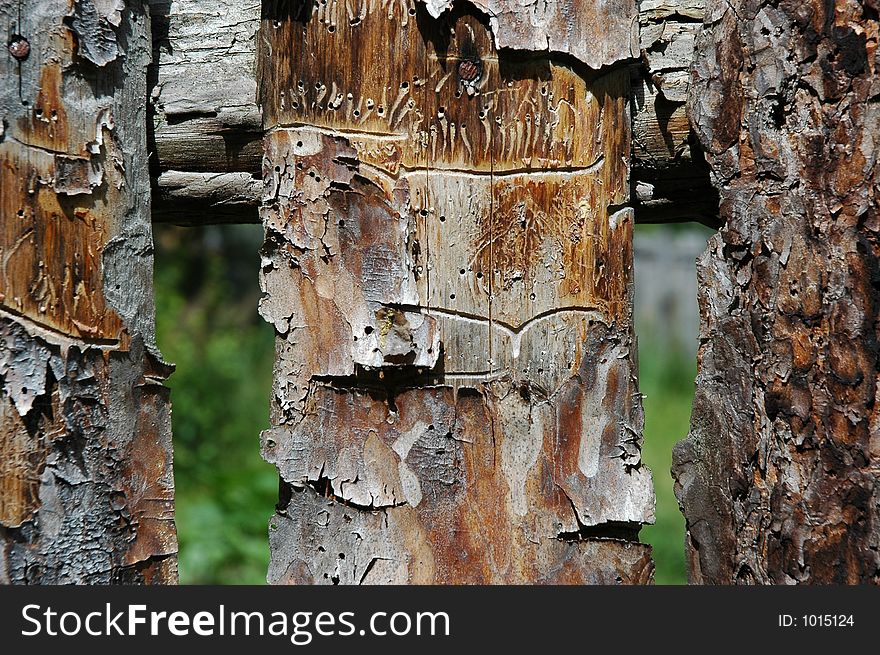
left=674, top=0, right=880, bottom=584
left=0, top=0, right=176, bottom=584
left=257, top=0, right=654, bottom=585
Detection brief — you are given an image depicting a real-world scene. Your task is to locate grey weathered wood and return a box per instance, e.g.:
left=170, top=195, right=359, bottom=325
left=149, top=0, right=717, bottom=226
left=154, top=171, right=262, bottom=224
left=1, top=0, right=176, bottom=583
left=673, top=0, right=880, bottom=584
left=148, top=0, right=262, bottom=223
left=258, top=0, right=654, bottom=584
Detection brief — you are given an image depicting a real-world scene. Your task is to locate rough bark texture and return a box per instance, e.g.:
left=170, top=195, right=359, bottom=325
left=257, top=0, right=655, bottom=584
left=1, top=0, right=176, bottom=583
left=674, top=0, right=880, bottom=584
left=148, top=0, right=715, bottom=226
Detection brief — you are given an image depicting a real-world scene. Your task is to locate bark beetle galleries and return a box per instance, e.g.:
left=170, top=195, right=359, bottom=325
left=0, top=0, right=176, bottom=584
left=258, top=0, right=654, bottom=584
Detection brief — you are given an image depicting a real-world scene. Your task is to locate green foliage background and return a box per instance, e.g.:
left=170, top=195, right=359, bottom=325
left=154, top=223, right=698, bottom=584
left=155, top=224, right=276, bottom=584
left=637, top=342, right=693, bottom=585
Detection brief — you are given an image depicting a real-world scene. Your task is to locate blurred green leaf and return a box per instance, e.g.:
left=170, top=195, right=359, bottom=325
left=154, top=224, right=277, bottom=584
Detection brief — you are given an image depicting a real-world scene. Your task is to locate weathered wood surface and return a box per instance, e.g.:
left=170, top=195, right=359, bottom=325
left=147, top=0, right=262, bottom=223
left=1, top=0, right=176, bottom=583
left=149, top=0, right=717, bottom=226
left=674, top=0, right=880, bottom=584
left=632, top=0, right=719, bottom=225
left=419, top=0, right=639, bottom=68
left=258, top=0, right=655, bottom=584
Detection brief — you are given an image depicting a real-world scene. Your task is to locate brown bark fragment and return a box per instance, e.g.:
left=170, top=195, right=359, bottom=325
left=674, top=0, right=880, bottom=584
left=417, top=0, right=639, bottom=70
left=259, top=0, right=653, bottom=584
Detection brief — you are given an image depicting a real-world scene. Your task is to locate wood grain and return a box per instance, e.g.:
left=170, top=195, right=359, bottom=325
left=258, top=0, right=654, bottom=584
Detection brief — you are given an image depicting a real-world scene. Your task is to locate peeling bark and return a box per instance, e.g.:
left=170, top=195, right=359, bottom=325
left=674, top=0, right=880, bottom=584
left=1, top=0, right=176, bottom=583
left=417, top=0, right=639, bottom=69
left=148, top=0, right=714, bottom=226
left=258, top=0, right=654, bottom=584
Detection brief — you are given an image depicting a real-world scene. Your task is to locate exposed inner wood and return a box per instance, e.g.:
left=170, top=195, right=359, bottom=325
left=258, top=0, right=654, bottom=584
left=149, top=0, right=718, bottom=226
left=0, top=0, right=176, bottom=583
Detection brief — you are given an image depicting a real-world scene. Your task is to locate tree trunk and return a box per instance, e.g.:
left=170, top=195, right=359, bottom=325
left=673, top=0, right=880, bottom=584
left=0, top=0, right=176, bottom=583
left=257, top=0, right=655, bottom=584
left=148, top=0, right=717, bottom=227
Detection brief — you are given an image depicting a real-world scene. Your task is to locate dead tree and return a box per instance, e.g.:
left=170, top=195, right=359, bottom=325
left=0, top=0, right=176, bottom=583
left=673, top=0, right=880, bottom=583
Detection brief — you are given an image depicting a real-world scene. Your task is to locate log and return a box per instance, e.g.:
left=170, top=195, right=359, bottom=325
left=0, top=0, right=176, bottom=583
left=632, top=0, right=720, bottom=226
left=257, top=0, right=655, bottom=584
left=148, top=0, right=262, bottom=224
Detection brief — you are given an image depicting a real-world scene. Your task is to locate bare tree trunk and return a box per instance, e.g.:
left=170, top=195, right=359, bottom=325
left=257, top=0, right=655, bottom=584
left=0, top=0, right=176, bottom=583
left=673, top=0, right=880, bottom=584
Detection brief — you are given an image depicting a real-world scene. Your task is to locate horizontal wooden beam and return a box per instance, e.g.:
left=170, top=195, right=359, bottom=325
left=632, top=0, right=720, bottom=227
left=148, top=0, right=718, bottom=227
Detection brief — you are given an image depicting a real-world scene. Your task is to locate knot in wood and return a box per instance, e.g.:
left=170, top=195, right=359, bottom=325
left=8, top=35, right=30, bottom=60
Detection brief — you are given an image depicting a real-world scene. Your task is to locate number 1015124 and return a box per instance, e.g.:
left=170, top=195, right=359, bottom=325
left=779, top=614, right=854, bottom=627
